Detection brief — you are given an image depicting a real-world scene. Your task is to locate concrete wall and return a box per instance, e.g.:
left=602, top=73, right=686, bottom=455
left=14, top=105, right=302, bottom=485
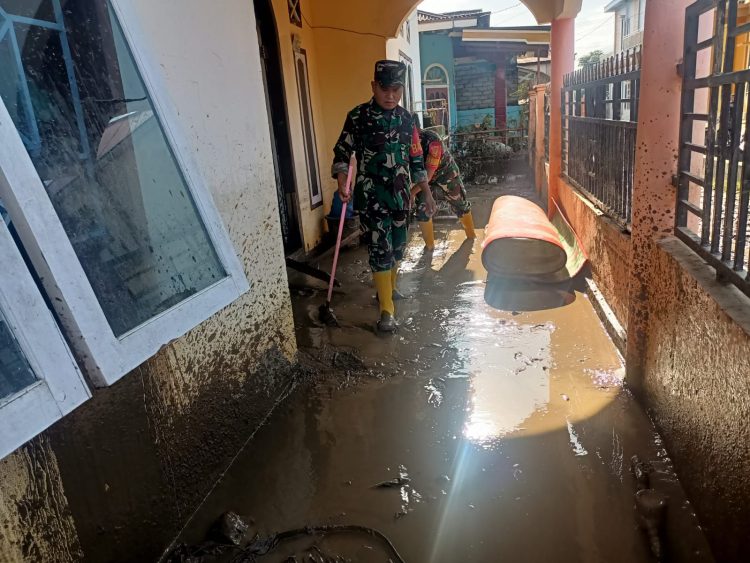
left=0, top=1, right=297, bottom=561
left=642, top=238, right=750, bottom=562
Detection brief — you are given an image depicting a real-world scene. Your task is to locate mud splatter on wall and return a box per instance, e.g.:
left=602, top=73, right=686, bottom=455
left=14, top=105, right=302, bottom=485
left=0, top=436, right=82, bottom=563
left=642, top=238, right=750, bottom=562
left=1, top=1, right=299, bottom=561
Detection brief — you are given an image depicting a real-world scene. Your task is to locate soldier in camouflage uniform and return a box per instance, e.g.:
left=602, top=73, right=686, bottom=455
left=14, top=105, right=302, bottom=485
left=411, top=119, right=476, bottom=249
left=332, top=60, right=436, bottom=333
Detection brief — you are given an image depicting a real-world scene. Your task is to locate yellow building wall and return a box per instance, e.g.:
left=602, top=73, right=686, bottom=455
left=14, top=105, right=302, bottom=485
left=269, top=0, right=420, bottom=251
left=270, top=0, right=330, bottom=251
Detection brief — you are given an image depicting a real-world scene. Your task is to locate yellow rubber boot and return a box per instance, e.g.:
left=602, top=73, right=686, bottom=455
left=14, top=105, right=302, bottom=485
left=373, top=271, right=394, bottom=315
left=419, top=219, right=435, bottom=250
left=373, top=271, right=396, bottom=332
left=460, top=212, right=476, bottom=240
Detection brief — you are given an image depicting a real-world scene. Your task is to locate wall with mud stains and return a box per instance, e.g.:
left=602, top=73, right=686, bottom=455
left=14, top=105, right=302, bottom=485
left=0, top=0, right=297, bottom=561
left=642, top=238, right=750, bottom=562
left=557, top=178, right=632, bottom=330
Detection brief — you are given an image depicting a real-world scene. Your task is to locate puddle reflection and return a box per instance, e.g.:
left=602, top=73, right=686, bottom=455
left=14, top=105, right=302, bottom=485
left=484, top=275, right=576, bottom=312
left=448, top=285, right=553, bottom=448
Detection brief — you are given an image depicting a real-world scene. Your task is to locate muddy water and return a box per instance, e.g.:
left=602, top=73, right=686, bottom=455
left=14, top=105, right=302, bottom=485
left=177, top=173, right=713, bottom=562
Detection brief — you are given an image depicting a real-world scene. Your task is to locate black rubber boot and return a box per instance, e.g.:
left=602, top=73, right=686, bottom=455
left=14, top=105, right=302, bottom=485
left=377, top=311, right=397, bottom=333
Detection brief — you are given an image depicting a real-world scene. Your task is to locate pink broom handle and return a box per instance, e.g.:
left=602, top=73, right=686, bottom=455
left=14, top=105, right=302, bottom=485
left=328, top=152, right=356, bottom=303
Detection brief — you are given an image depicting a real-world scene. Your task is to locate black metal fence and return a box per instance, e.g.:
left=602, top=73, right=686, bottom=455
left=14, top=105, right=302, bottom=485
left=562, top=48, right=641, bottom=228
left=677, top=0, right=750, bottom=297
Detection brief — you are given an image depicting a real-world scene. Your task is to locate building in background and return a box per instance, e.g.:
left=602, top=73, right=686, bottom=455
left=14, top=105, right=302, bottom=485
left=387, top=9, right=422, bottom=118
left=417, top=9, right=550, bottom=133
left=605, top=0, right=647, bottom=52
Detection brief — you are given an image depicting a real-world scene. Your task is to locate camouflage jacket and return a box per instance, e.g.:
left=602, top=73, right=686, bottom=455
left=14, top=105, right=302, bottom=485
left=420, top=129, right=460, bottom=185
left=332, top=99, right=427, bottom=212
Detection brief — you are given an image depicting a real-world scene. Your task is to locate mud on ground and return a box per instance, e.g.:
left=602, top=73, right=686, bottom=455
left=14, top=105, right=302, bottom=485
left=172, top=164, right=713, bottom=563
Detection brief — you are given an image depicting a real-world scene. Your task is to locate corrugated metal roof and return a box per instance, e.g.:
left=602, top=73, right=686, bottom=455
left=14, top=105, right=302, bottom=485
left=417, top=9, right=490, bottom=23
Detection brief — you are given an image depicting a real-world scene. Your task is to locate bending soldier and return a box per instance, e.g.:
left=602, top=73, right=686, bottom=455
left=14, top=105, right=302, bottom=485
left=412, top=116, right=476, bottom=249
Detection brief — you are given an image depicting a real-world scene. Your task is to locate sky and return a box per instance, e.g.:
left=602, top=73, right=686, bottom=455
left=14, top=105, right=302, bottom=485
left=417, top=0, right=616, bottom=60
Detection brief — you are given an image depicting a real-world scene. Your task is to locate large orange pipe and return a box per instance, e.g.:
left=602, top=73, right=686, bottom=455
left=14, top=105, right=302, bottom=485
left=481, top=196, right=567, bottom=277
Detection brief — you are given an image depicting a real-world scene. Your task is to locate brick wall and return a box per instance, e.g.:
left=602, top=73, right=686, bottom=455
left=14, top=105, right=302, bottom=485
left=456, top=63, right=495, bottom=111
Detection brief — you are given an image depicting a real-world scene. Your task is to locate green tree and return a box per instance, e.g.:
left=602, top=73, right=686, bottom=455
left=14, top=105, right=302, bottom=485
left=578, top=50, right=604, bottom=67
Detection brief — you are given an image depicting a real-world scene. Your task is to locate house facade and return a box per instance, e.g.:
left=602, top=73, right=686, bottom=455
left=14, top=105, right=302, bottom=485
left=606, top=0, right=647, bottom=51
left=0, top=0, right=423, bottom=561
left=387, top=9, right=423, bottom=118
left=417, top=10, right=550, bottom=133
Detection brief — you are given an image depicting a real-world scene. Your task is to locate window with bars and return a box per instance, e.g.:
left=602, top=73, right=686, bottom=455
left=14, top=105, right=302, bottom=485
left=676, top=0, right=750, bottom=297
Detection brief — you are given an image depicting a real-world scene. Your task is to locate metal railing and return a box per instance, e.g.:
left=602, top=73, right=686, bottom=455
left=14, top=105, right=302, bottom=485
left=677, top=0, right=750, bottom=297
left=562, top=47, right=641, bottom=228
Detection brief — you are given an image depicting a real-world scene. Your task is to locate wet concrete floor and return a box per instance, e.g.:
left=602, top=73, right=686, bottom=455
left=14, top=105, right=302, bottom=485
left=177, top=167, right=714, bottom=562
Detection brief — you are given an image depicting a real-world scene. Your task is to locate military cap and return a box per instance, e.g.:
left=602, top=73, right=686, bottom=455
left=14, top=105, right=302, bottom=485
left=374, top=60, right=407, bottom=87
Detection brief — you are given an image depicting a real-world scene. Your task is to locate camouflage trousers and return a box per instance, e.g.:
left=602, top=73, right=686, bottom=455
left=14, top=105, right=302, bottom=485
left=360, top=202, right=408, bottom=273
left=415, top=175, right=471, bottom=222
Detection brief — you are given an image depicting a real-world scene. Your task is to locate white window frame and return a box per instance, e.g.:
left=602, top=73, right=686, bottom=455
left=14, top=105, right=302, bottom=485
left=399, top=52, right=414, bottom=113
left=0, top=214, right=91, bottom=460
left=0, top=0, right=249, bottom=388
left=423, top=64, right=452, bottom=132
left=293, top=47, right=323, bottom=209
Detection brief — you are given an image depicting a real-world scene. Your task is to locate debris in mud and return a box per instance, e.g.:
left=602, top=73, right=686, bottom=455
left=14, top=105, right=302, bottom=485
left=636, top=489, right=669, bottom=561
left=169, top=524, right=406, bottom=563
left=331, top=350, right=366, bottom=371
left=424, top=378, right=445, bottom=407
left=631, top=455, right=668, bottom=561
left=165, top=541, right=234, bottom=563
left=371, top=477, right=411, bottom=489
left=210, top=511, right=250, bottom=546
left=631, top=455, right=654, bottom=490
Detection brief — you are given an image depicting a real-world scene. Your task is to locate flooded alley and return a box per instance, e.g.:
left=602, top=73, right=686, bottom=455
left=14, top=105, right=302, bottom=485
left=174, top=166, right=714, bottom=563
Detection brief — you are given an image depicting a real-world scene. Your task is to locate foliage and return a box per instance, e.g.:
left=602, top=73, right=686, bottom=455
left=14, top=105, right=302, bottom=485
left=578, top=50, right=604, bottom=68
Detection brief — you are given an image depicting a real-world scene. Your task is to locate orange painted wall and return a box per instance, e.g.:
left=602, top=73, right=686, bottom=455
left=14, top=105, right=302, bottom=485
left=557, top=178, right=632, bottom=330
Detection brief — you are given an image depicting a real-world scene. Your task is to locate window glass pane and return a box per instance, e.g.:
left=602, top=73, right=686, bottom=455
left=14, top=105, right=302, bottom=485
left=0, top=309, right=37, bottom=400
left=0, top=1, right=226, bottom=336
left=0, top=0, right=55, bottom=23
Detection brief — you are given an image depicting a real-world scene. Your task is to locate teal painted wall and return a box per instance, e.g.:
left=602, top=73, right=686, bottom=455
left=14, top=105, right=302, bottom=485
left=456, top=108, right=495, bottom=128
left=419, top=33, right=457, bottom=131
left=507, top=106, right=522, bottom=135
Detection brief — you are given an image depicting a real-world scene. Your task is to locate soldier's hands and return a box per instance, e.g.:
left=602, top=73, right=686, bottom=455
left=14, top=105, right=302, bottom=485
left=409, top=185, right=420, bottom=208
left=418, top=182, right=437, bottom=217
left=337, top=172, right=352, bottom=203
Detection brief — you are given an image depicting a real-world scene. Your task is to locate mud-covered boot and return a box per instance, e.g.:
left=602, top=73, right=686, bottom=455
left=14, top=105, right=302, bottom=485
left=377, top=311, right=397, bottom=333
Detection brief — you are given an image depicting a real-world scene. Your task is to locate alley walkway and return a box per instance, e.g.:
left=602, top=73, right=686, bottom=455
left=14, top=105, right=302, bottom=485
left=177, top=164, right=713, bottom=562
